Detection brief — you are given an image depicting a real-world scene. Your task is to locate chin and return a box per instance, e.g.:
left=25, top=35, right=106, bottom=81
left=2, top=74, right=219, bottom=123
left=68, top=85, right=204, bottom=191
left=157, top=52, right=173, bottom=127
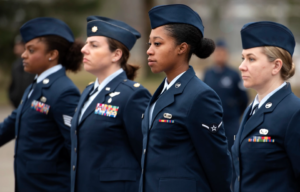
left=150, top=66, right=162, bottom=74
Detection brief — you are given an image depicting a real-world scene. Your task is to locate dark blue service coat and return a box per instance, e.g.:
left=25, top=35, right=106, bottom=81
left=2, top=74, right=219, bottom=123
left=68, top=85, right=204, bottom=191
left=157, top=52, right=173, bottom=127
left=232, top=83, right=300, bottom=192
left=204, top=66, right=248, bottom=150
left=70, top=72, right=151, bottom=192
left=139, top=66, right=232, bottom=192
left=0, top=68, right=80, bottom=192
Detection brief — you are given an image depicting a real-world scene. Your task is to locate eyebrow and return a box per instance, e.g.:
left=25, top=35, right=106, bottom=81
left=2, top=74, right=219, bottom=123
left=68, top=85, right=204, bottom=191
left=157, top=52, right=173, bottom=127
left=86, top=40, right=98, bottom=44
left=149, top=36, right=164, bottom=40
left=242, top=53, right=256, bottom=57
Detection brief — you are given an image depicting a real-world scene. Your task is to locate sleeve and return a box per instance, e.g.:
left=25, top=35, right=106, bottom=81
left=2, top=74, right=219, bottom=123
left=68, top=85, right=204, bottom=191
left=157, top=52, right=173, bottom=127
left=235, top=74, right=249, bottom=115
left=123, top=88, right=151, bottom=161
left=0, top=109, right=17, bottom=147
left=52, top=88, right=80, bottom=152
left=284, top=109, right=300, bottom=182
left=187, top=90, right=232, bottom=192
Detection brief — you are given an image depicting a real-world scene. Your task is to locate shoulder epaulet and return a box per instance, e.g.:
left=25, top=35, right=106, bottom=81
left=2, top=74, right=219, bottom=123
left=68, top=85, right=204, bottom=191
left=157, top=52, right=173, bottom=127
left=88, top=81, right=94, bottom=85
left=122, top=79, right=142, bottom=90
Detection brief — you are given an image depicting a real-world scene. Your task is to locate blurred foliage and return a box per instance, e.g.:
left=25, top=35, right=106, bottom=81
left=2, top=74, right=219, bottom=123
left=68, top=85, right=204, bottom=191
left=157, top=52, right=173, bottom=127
left=0, top=0, right=102, bottom=71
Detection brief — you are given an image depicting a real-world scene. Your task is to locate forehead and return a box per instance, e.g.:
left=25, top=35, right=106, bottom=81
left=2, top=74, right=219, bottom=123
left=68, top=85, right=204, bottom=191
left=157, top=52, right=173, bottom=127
left=86, top=36, right=107, bottom=42
left=149, top=26, right=169, bottom=38
left=242, top=47, right=263, bottom=55
left=25, top=38, right=44, bottom=47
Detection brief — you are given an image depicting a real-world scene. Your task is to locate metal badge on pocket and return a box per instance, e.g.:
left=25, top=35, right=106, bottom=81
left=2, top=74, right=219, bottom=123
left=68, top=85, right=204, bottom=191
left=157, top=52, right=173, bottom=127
left=95, top=103, right=119, bottom=118
left=31, top=100, right=50, bottom=115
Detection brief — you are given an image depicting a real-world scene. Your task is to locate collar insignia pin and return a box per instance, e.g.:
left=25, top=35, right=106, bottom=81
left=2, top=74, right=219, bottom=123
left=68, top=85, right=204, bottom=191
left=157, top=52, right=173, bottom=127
left=40, top=96, right=47, bottom=103
left=134, top=83, right=140, bottom=88
left=105, top=87, right=110, bottom=91
left=43, top=78, right=49, bottom=84
left=265, top=102, right=272, bottom=108
left=175, top=82, right=181, bottom=88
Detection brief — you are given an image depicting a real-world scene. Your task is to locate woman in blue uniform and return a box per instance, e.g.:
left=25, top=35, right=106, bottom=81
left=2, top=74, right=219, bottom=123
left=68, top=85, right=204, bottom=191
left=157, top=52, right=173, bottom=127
left=70, top=16, right=151, bottom=192
left=231, top=21, right=300, bottom=191
left=0, top=18, right=82, bottom=192
left=140, top=4, right=232, bottom=192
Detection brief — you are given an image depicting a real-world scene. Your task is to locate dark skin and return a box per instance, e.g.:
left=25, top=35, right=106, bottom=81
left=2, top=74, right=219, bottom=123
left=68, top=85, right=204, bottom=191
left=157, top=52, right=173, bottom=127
left=147, top=26, right=189, bottom=83
left=21, top=38, right=59, bottom=76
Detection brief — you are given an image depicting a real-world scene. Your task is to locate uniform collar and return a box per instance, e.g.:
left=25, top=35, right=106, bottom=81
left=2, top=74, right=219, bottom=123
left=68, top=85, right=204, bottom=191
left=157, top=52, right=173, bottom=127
left=93, top=68, right=124, bottom=92
left=36, top=64, right=63, bottom=83
left=252, top=82, right=286, bottom=110
left=161, top=71, right=186, bottom=93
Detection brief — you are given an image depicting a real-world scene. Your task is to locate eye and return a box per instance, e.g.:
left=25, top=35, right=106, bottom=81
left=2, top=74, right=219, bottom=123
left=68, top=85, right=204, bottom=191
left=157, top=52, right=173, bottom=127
left=91, top=43, right=98, bottom=48
left=29, top=49, right=34, bottom=53
left=241, top=57, right=244, bottom=61
left=154, top=42, right=161, bottom=46
left=147, top=42, right=151, bottom=46
left=249, top=57, right=255, bottom=62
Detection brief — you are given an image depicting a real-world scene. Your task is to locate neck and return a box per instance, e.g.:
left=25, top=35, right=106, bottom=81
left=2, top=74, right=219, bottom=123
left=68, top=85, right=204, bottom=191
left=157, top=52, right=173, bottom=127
left=255, top=78, right=284, bottom=102
left=95, top=64, right=121, bottom=84
left=165, top=62, right=189, bottom=83
left=37, top=62, right=58, bottom=76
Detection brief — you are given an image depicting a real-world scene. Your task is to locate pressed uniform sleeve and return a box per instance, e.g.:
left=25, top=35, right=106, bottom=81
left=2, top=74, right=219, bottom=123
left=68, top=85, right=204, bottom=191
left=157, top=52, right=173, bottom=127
left=187, top=89, right=232, bottom=192
left=123, top=88, right=151, bottom=161
left=0, top=109, right=17, bottom=147
left=284, top=109, right=300, bottom=183
left=52, top=88, right=80, bottom=152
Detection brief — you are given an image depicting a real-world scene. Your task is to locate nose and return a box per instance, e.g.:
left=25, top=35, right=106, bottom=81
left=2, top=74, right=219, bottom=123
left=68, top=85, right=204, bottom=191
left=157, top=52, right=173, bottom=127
left=147, top=45, right=153, bottom=56
left=81, top=44, right=89, bottom=55
left=239, top=60, right=247, bottom=72
left=21, top=50, right=26, bottom=59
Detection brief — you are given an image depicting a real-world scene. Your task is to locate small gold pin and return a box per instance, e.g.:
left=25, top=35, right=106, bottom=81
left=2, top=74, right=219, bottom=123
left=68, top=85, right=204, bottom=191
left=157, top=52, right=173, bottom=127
left=163, top=113, right=172, bottom=119
left=92, top=26, right=98, bottom=32
left=108, top=98, right=112, bottom=103
left=175, top=82, right=181, bottom=88
left=88, top=81, right=94, bottom=85
left=265, top=102, right=272, bottom=109
left=105, top=87, right=110, bottom=91
left=43, top=78, right=49, bottom=84
left=40, top=96, right=47, bottom=103
left=134, top=83, right=140, bottom=88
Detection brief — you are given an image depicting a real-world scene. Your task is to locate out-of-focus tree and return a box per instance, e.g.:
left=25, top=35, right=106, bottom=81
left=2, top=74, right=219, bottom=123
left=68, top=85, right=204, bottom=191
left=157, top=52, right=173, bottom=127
left=0, top=0, right=102, bottom=71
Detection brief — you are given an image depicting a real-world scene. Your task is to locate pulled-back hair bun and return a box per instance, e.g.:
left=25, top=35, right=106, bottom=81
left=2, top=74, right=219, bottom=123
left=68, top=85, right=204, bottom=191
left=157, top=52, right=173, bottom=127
left=164, top=23, right=215, bottom=60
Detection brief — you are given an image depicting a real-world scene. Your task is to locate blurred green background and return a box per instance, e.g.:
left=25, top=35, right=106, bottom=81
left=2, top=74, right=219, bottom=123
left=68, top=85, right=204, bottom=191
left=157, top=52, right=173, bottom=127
left=1, top=0, right=300, bottom=107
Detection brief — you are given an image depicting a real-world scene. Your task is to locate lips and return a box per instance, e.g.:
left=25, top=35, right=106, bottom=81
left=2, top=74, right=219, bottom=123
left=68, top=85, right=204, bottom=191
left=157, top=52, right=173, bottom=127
left=148, top=59, right=156, bottom=66
left=83, top=58, right=89, bottom=63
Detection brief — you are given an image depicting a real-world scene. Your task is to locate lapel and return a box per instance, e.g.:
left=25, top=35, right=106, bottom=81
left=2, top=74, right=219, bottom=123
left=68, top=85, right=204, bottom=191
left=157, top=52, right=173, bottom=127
left=78, top=72, right=127, bottom=126
left=71, top=84, right=94, bottom=129
left=239, top=83, right=292, bottom=143
left=15, top=86, right=31, bottom=135
left=22, top=68, right=66, bottom=114
left=149, top=66, right=195, bottom=129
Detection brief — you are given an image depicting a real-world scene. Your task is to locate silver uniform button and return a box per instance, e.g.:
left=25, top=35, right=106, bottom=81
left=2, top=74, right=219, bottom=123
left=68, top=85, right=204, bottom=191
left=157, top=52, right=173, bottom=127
left=74, top=148, right=77, bottom=152
left=143, top=149, right=146, bottom=154
left=75, top=130, right=77, bottom=135
left=238, top=176, right=240, bottom=181
left=73, top=165, right=76, bottom=171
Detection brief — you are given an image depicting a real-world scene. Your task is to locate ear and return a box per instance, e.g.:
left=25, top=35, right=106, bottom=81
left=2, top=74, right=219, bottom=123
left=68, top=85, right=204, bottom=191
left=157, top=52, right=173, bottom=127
left=272, top=58, right=283, bottom=76
left=47, top=50, right=59, bottom=62
left=112, top=49, right=123, bottom=63
left=177, top=42, right=189, bottom=55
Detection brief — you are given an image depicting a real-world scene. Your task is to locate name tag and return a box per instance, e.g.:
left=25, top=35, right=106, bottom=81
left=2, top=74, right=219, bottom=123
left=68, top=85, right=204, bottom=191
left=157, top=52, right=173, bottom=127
left=95, top=103, right=119, bottom=118
left=31, top=100, right=50, bottom=115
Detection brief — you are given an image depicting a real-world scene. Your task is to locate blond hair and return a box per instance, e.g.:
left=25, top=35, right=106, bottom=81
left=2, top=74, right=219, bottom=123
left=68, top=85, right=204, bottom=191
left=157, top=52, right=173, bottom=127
left=262, top=46, right=295, bottom=80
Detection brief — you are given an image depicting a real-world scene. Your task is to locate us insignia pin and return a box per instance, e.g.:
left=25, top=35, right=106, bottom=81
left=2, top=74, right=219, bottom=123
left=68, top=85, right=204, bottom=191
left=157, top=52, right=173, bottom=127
left=108, top=98, right=112, bottom=103
left=92, top=26, right=98, bottom=32
left=265, top=102, right=272, bottom=108
left=259, top=128, right=269, bottom=135
left=105, top=87, right=110, bottom=91
left=31, top=100, right=50, bottom=115
left=163, top=113, right=172, bottom=119
left=109, top=92, right=120, bottom=97
left=43, top=78, right=49, bottom=84
left=202, top=121, right=223, bottom=133
left=175, top=82, right=181, bottom=88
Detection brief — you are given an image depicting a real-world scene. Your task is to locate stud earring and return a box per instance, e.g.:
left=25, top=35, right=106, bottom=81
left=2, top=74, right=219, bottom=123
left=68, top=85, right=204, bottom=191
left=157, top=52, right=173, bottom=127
left=49, top=58, right=52, bottom=61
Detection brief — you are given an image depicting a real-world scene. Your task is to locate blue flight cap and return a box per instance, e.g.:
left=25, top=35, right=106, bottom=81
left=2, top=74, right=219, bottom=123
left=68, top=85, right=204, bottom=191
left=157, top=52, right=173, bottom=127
left=216, top=39, right=227, bottom=48
left=20, top=17, right=74, bottom=43
left=86, top=16, right=141, bottom=50
left=241, top=21, right=295, bottom=56
left=148, top=4, right=204, bottom=36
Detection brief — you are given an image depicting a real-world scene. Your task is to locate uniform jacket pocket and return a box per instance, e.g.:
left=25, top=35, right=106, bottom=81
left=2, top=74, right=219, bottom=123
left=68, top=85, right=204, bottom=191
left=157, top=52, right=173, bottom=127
left=26, top=161, right=57, bottom=174
left=99, top=169, right=137, bottom=181
left=159, top=178, right=196, bottom=192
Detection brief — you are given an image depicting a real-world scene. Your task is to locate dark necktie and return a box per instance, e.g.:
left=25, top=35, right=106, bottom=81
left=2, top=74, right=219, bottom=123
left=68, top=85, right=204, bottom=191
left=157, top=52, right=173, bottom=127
left=155, top=88, right=166, bottom=102
left=28, top=78, right=37, bottom=97
left=89, top=86, right=99, bottom=97
left=250, top=104, right=259, bottom=116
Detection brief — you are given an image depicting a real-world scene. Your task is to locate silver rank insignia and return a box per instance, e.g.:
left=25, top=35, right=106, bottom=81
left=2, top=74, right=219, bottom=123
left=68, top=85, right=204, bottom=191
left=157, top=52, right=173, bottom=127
left=202, top=121, right=223, bottom=133
left=109, top=92, right=120, bottom=97
left=175, top=82, right=181, bottom=88
left=43, top=78, right=49, bottom=84
left=163, top=113, right=172, bottom=119
left=105, top=87, right=110, bottom=91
